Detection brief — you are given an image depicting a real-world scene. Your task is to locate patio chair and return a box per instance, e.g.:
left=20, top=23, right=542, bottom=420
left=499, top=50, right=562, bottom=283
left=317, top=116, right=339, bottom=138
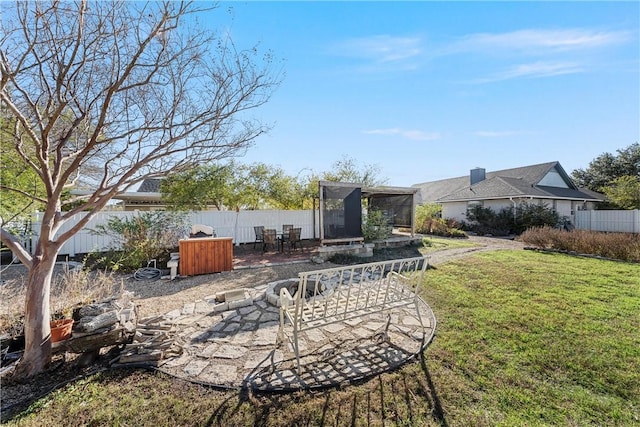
left=280, top=224, right=293, bottom=251
left=253, top=226, right=265, bottom=249
left=285, top=227, right=303, bottom=253
left=262, top=228, right=278, bottom=253
left=281, top=224, right=294, bottom=251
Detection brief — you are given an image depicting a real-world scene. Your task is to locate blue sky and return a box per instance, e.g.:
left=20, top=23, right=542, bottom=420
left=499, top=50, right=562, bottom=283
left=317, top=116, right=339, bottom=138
left=208, top=1, right=639, bottom=187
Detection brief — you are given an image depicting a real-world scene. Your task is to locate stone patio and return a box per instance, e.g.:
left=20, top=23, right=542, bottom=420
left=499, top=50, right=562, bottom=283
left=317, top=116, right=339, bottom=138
left=155, top=281, right=436, bottom=391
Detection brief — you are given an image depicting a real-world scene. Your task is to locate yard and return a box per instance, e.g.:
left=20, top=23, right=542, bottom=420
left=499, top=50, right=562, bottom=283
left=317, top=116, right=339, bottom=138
left=3, top=248, right=638, bottom=426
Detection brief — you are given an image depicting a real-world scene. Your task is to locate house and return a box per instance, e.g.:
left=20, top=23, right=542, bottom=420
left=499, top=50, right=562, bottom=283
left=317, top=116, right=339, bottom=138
left=112, top=178, right=166, bottom=211
left=412, top=162, right=604, bottom=223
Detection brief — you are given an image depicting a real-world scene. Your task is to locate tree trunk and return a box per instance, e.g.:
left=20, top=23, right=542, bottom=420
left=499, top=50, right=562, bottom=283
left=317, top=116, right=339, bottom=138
left=15, top=250, right=57, bottom=377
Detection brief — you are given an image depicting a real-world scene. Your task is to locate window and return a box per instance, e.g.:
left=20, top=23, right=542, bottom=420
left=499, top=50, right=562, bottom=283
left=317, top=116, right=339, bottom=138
left=539, top=167, right=570, bottom=188
left=466, top=200, right=483, bottom=215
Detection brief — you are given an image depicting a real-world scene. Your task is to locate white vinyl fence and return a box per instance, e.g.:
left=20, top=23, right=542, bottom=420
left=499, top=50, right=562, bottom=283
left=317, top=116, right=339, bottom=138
left=31, top=210, right=320, bottom=257
left=574, top=209, right=640, bottom=233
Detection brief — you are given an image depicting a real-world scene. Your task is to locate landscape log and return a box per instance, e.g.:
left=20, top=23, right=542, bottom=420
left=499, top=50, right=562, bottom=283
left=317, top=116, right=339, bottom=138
left=118, top=350, right=163, bottom=364
left=53, top=327, right=130, bottom=353
left=76, top=310, right=119, bottom=333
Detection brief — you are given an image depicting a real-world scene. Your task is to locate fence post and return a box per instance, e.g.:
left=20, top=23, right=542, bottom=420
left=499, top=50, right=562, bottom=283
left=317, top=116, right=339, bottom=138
left=634, top=209, right=639, bottom=234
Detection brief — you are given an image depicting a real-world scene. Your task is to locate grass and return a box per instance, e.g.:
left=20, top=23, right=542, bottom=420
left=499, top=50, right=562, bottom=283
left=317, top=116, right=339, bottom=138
left=3, top=250, right=639, bottom=426
left=419, top=236, right=479, bottom=253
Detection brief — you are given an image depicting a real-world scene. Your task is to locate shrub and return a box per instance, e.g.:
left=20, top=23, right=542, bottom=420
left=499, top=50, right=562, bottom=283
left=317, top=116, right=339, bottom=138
left=519, top=227, right=640, bottom=262
left=465, top=205, right=510, bottom=236
left=448, top=228, right=468, bottom=238
left=90, top=211, right=189, bottom=271
left=465, top=202, right=559, bottom=236
left=415, top=203, right=442, bottom=227
left=362, top=209, right=392, bottom=242
left=415, top=204, right=467, bottom=238
left=511, top=203, right=560, bottom=234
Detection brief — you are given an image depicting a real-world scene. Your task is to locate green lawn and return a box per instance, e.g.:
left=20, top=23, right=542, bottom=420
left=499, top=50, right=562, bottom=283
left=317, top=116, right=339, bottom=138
left=420, top=235, right=479, bottom=253
left=4, top=251, right=639, bottom=426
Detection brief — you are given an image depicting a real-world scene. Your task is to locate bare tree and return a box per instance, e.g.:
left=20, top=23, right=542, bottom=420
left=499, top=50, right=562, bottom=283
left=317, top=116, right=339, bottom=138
left=0, top=0, right=280, bottom=376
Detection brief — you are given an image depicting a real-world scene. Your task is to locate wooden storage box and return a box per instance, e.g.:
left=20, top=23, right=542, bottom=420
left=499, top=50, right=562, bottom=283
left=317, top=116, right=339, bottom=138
left=179, top=237, right=233, bottom=276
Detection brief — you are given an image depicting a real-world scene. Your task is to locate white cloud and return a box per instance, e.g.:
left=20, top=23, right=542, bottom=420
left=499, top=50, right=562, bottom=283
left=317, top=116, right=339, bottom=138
left=327, top=27, right=632, bottom=79
left=363, top=128, right=440, bottom=141
left=445, top=28, right=632, bottom=83
left=451, top=28, right=631, bottom=54
left=473, top=61, right=584, bottom=83
left=331, top=35, right=423, bottom=63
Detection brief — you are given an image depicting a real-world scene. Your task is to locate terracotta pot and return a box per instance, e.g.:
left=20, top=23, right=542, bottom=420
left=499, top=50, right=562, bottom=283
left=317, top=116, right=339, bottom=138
left=50, top=319, right=74, bottom=342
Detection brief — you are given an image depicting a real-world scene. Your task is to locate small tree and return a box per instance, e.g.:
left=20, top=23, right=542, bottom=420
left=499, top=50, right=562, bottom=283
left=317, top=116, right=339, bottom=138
left=161, top=164, right=235, bottom=211
left=162, top=161, right=306, bottom=211
left=362, top=209, right=392, bottom=241
left=603, top=175, right=640, bottom=209
left=0, top=1, right=280, bottom=376
left=321, top=156, right=388, bottom=187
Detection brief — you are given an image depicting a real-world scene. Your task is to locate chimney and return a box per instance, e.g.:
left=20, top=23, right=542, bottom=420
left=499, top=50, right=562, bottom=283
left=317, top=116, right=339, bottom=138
left=470, top=167, right=486, bottom=185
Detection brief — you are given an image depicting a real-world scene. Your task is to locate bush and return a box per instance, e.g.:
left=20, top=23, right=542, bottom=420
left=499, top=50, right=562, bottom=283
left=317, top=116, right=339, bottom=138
left=519, top=227, right=640, bottom=262
left=415, top=204, right=467, bottom=238
left=512, top=203, right=560, bottom=234
left=465, top=205, right=511, bottom=236
left=90, top=211, right=189, bottom=271
left=415, top=203, right=442, bottom=227
left=362, top=209, right=392, bottom=242
left=465, top=202, right=559, bottom=236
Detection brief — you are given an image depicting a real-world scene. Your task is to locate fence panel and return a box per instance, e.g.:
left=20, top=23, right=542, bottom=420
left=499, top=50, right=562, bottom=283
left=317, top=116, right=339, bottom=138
left=189, top=209, right=318, bottom=243
left=31, top=209, right=320, bottom=256
left=574, top=210, right=639, bottom=233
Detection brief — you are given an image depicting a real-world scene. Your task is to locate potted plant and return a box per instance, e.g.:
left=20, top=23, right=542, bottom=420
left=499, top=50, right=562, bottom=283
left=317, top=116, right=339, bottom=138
left=50, top=308, right=74, bottom=343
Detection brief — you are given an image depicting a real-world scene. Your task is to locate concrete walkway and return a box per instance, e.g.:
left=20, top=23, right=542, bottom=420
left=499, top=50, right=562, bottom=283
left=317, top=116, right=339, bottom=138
left=155, top=282, right=436, bottom=391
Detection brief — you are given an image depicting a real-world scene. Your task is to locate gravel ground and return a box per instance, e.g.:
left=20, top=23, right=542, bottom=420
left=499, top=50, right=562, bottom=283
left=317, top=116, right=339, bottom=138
left=1, top=236, right=525, bottom=321
left=130, top=236, right=524, bottom=319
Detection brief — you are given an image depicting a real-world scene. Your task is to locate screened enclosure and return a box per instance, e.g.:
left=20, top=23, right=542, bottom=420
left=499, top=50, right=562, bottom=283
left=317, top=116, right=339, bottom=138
left=319, top=181, right=417, bottom=245
left=365, top=193, right=414, bottom=228
left=319, top=182, right=363, bottom=243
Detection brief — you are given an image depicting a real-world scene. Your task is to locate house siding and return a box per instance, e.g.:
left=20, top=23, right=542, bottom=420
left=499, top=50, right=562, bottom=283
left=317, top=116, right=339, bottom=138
left=441, top=202, right=468, bottom=222
left=443, top=198, right=575, bottom=223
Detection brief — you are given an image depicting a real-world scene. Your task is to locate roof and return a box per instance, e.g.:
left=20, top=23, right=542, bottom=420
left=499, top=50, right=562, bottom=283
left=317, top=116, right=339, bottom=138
left=137, top=178, right=163, bottom=193
left=413, top=161, right=604, bottom=203
left=318, top=181, right=417, bottom=197
left=362, top=185, right=418, bottom=197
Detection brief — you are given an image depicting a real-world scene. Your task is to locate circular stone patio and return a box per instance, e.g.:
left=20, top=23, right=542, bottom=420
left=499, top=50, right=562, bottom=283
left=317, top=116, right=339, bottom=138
left=155, top=281, right=436, bottom=391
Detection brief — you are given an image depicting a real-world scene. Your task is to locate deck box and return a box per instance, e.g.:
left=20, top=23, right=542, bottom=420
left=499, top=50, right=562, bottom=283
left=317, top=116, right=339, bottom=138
left=179, top=237, right=233, bottom=276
